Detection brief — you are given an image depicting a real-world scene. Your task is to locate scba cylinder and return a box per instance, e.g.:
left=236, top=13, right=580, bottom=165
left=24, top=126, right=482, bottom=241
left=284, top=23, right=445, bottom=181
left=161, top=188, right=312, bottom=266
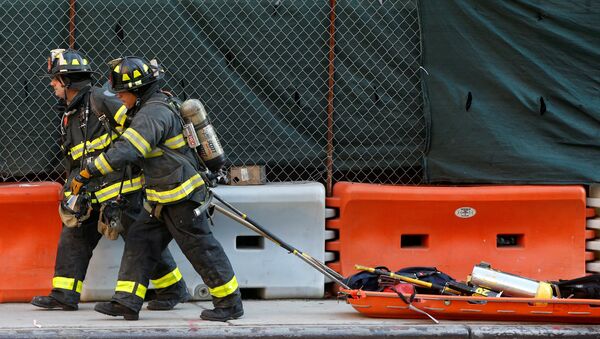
left=179, top=99, right=226, bottom=172
left=469, top=263, right=554, bottom=298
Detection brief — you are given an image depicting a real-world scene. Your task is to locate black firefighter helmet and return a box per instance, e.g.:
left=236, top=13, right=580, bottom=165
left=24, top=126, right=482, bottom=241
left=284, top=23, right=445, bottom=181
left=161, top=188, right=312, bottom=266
left=47, top=49, right=95, bottom=75
left=108, top=56, right=164, bottom=93
left=44, top=48, right=99, bottom=89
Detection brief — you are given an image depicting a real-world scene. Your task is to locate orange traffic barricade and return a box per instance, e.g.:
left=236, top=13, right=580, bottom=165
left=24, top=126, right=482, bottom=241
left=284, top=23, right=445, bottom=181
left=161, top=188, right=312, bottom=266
left=326, top=182, right=587, bottom=280
left=0, top=182, right=62, bottom=302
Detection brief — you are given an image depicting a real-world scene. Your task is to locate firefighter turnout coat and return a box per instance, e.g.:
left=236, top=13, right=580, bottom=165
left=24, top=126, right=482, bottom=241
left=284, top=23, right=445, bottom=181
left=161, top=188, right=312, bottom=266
left=50, top=86, right=186, bottom=307
left=87, top=90, right=241, bottom=311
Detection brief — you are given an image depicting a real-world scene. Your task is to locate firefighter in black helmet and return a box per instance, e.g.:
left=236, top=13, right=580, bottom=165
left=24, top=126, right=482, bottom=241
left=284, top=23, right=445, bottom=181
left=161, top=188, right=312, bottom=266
left=70, top=56, right=243, bottom=321
left=31, top=49, right=191, bottom=312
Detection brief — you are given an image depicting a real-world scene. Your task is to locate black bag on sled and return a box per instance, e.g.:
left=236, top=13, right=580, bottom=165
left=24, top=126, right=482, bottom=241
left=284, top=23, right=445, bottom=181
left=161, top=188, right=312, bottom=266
left=554, top=274, right=600, bottom=299
left=394, top=267, right=455, bottom=294
left=342, top=266, right=391, bottom=291
left=343, top=266, right=455, bottom=293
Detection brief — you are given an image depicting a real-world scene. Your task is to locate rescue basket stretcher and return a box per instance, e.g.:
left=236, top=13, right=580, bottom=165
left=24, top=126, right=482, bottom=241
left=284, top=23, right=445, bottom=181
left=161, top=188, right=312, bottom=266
left=341, top=289, right=600, bottom=324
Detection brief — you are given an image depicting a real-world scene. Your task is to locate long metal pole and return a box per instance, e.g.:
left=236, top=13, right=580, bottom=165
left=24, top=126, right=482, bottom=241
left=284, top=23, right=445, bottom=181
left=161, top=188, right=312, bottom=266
left=211, top=193, right=349, bottom=289
left=69, top=0, right=76, bottom=49
left=325, top=0, right=337, bottom=196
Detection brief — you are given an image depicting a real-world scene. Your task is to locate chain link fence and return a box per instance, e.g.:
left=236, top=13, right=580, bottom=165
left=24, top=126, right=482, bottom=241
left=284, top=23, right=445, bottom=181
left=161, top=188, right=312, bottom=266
left=1, top=0, right=425, bottom=192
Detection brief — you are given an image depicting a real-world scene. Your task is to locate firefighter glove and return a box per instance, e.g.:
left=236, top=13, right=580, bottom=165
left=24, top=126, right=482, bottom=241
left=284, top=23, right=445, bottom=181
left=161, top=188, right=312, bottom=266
left=70, top=168, right=91, bottom=195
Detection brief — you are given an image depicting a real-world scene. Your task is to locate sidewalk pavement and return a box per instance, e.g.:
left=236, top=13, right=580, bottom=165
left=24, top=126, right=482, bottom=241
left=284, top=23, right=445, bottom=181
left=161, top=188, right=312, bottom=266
left=1, top=299, right=599, bottom=338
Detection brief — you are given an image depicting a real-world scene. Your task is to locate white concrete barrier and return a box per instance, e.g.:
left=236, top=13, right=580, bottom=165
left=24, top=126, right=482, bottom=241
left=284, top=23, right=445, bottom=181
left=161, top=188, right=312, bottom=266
left=81, top=182, right=326, bottom=301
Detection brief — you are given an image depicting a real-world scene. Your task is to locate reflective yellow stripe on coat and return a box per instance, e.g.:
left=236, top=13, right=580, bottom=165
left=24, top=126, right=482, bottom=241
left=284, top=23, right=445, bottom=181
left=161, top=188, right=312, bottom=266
left=145, top=173, right=204, bottom=204
left=94, top=176, right=144, bottom=203
left=93, top=153, right=114, bottom=175
left=144, top=135, right=185, bottom=159
left=69, top=133, right=118, bottom=160
left=122, top=128, right=151, bottom=156
left=163, top=134, right=186, bottom=149
left=113, top=105, right=127, bottom=127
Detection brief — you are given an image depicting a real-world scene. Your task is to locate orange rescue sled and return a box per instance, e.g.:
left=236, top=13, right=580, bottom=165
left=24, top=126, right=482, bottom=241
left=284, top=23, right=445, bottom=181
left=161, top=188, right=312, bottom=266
left=342, top=289, right=600, bottom=324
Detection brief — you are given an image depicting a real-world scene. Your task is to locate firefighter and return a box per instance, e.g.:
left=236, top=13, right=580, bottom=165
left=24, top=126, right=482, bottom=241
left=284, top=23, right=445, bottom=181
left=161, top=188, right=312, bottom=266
left=69, top=56, right=243, bottom=321
left=31, top=49, right=191, bottom=312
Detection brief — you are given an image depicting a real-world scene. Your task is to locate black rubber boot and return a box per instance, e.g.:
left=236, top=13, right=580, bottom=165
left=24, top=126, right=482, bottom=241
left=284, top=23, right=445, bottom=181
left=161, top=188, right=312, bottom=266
left=94, top=301, right=139, bottom=320
left=200, top=302, right=244, bottom=322
left=31, top=296, right=77, bottom=311
left=147, top=289, right=192, bottom=311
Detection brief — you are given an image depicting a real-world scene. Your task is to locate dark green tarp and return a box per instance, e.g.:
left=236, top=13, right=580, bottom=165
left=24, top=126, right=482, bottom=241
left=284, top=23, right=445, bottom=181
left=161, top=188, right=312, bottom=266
left=420, top=0, right=600, bottom=183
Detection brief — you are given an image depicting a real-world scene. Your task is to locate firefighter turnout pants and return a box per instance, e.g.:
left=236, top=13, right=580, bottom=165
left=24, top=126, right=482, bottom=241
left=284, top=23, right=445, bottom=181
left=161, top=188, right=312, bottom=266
left=50, top=194, right=187, bottom=307
left=112, top=200, right=241, bottom=312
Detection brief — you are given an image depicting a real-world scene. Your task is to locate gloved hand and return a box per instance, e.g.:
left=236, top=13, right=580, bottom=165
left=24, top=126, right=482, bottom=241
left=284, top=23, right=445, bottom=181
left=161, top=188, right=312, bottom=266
left=70, top=168, right=91, bottom=195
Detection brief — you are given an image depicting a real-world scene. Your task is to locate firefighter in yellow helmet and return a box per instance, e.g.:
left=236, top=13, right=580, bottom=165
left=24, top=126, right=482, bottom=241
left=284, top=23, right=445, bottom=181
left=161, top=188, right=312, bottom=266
left=31, top=49, right=191, bottom=312
left=70, top=56, right=243, bottom=321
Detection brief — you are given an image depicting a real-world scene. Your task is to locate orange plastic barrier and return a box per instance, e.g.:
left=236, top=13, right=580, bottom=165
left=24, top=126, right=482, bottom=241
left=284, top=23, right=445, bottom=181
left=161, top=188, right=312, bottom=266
left=0, top=182, right=62, bottom=302
left=342, top=289, right=600, bottom=324
left=326, top=182, right=587, bottom=281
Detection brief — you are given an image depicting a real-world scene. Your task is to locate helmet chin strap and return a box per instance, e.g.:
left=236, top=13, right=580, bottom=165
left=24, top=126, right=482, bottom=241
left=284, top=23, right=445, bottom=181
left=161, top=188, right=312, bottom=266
left=57, top=76, right=71, bottom=104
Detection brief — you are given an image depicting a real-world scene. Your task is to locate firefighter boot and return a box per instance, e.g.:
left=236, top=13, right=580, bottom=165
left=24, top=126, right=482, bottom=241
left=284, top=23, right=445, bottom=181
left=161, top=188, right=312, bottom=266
left=31, top=296, right=77, bottom=311
left=146, top=291, right=192, bottom=310
left=200, top=301, right=244, bottom=322
left=94, top=301, right=139, bottom=320
left=147, top=280, right=192, bottom=311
